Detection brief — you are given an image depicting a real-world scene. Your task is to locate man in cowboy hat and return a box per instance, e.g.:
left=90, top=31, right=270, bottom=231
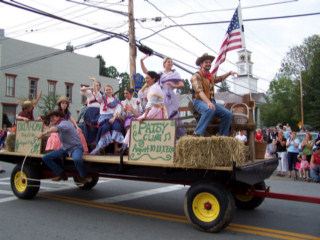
left=16, top=90, right=42, bottom=122
left=191, top=53, right=237, bottom=136
left=37, top=110, right=92, bottom=183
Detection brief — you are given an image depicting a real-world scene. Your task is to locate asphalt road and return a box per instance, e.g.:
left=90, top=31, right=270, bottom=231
left=0, top=161, right=319, bottom=240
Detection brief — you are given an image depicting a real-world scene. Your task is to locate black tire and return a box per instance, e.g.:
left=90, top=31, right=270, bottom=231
left=10, top=164, right=40, bottom=199
left=184, top=182, right=235, bottom=233
left=233, top=181, right=266, bottom=210
left=73, top=176, right=99, bottom=190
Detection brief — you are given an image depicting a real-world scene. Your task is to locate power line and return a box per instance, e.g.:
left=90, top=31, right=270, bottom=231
left=0, top=0, right=129, bottom=42
left=139, top=12, right=320, bottom=42
left=162, top=0, right=298, bottom=19
left=0, top=35, right=116, bottom=71
left=65, top=0, right=128, bottom=16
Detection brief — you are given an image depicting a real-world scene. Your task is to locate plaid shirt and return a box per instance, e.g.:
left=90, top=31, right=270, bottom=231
left=191, top=71, right=224, bottom=100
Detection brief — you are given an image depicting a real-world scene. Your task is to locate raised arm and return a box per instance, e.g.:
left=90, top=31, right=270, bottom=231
left=33, top=90, right=42, bottom=107
left=140, top=54, right=149, bottom=74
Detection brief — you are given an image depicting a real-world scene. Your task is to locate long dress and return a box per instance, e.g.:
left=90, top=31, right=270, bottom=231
left=158, top=71, right=186, bottom=138
left=123, top=83, right=167, bottom=146
left=90, top=92, right=124, bottom=155
left=121, top=97, right=142, bottom=129
left=79, top=89, right=100, bottom=145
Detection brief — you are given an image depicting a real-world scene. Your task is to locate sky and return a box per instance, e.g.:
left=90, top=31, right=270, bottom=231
left=0, top=0, right=320, bottom=93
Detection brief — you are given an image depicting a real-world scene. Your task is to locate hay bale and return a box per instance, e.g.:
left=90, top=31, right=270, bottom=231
left=5, top=133, right=15, bottom=152
left=175, top=135, right=247, bottom=168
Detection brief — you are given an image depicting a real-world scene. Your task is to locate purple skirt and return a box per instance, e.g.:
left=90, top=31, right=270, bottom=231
left=124, top=116, right=137, bottom=129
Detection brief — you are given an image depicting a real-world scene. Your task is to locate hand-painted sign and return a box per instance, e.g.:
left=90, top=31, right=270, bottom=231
left=129, top=119, right=176, bottom=164
left=15, top=120, right=43, bottom=154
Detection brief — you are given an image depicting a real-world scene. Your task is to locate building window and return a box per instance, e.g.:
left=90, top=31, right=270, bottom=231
left=65, top=82, right=74, bottom=102
left=29, top=77, right=39, bottom=99
left=80, top=84, right=89, bottom=104
left=47, top=80, right=57, bottom=98
left=2, top=103, right=18, bottom=128
left=5, top=74, right=16, bottom=97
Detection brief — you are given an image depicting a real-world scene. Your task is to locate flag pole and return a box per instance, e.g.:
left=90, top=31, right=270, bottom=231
left=237, top=0, right=249, bottom=92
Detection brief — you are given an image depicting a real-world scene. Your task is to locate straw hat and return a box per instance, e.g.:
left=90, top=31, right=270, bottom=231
left=57, top=96, right=69, bottom=105
left=20, top=100, right=33, bottom=109
left=195, top=53, right=215, bottom=66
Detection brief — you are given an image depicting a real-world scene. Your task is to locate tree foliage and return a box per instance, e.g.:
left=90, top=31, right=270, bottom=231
left=177, top=79, right=192, bottom=94
left=217, top=81, right=230, bottom=92
left=261, top=35, right=320, bottom=131
left=38, top=94, right=60, bottom=116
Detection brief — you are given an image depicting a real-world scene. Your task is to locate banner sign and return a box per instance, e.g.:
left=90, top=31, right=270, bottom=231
left=129, top=120, right=176, bottom=164
left=15, top=120, right=43, bottom=154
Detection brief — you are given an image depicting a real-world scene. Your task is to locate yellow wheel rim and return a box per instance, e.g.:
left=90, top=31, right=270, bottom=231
left=14, top=171, right=27, bottom=193
left=235, top=194, right=253, bottom=202
left=192, top=192, right=220, bottom=222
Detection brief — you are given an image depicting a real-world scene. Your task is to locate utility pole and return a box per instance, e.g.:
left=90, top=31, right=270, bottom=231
left=299, top=71, right=304, bottom=125
left=128, top=0, right=136, bottom=88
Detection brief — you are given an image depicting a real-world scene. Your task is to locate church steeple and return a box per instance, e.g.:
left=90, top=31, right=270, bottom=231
left=237, top=49, right=253, bottom=76
left=231, top=49, right=258, bottom=94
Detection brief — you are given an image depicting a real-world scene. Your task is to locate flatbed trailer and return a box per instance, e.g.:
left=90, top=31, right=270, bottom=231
left=3, top=94, right=318, bottom=233
left=0, top=150, right=278, bottom=233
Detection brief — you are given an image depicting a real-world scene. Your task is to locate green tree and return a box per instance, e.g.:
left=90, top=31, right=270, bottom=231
left=106, top=66, right=119, bottom=78
left=118, top=72, right=130, bottom=100
left=217, top=81, right=230, bottom=92
left=38, top=94, right=60, bottom=116
left=177, top=79, right=192, bottom=94
left=96, top=55, right=107, bottom=76
left=261, top=35, right=320, bottom=130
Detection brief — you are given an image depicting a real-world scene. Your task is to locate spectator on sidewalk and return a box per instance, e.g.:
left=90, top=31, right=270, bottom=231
left=274, top=130, right=287, bottom=177
left=310, top=147, right=320, bottom=182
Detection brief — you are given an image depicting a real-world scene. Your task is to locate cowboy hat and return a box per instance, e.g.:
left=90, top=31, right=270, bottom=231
left=21, top=100, right=33, bottom=109
left=45, top=110, right=64, bottom=120
left=57, top=96, right=70, bottom=105
left=196, top=53, right=215, bottom=66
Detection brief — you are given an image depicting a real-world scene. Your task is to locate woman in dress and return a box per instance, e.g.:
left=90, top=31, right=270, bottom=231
left=79, top=78, right=101, bottom=146
left=140, top=54, right=185, bottom=138
left=121, top=88, right=142, bottom=132
left=123, top=71, right=167, bottom=148
left=90, top=80, right=124, bottom=154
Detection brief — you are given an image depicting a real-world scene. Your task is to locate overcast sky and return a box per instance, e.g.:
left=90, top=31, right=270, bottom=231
left=0, top=0, right=319, bottom=93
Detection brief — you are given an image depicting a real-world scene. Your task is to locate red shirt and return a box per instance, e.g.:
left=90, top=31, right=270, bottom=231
left=312, top=153, right=320, bottom=166
left=18, top=107, right=34, bottom=121
left=255, top=132, right=263, bottom=141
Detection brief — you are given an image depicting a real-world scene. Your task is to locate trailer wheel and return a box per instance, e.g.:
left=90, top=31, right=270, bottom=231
left=184, top=182, right=235, bottom=233
left=233, top=181, right=266, bottom=210
left=73, top=176, right=99, bottom=190
left=11, top=164, right=40, bottom=199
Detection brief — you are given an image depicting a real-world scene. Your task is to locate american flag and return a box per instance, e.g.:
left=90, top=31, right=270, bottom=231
left=211, top=5, right=244, bottom=75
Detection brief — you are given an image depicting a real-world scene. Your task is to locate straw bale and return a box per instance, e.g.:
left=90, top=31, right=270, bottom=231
left=175, top=135, right=247, bottom=168
left=5, top=133, right=15, bottom=152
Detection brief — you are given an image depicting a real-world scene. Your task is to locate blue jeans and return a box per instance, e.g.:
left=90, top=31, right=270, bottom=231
left=42, top=148, right=86, bottom=178
left=310, top=164, right=320, bottom=182
left=193, top=99, right=233, bottom=136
